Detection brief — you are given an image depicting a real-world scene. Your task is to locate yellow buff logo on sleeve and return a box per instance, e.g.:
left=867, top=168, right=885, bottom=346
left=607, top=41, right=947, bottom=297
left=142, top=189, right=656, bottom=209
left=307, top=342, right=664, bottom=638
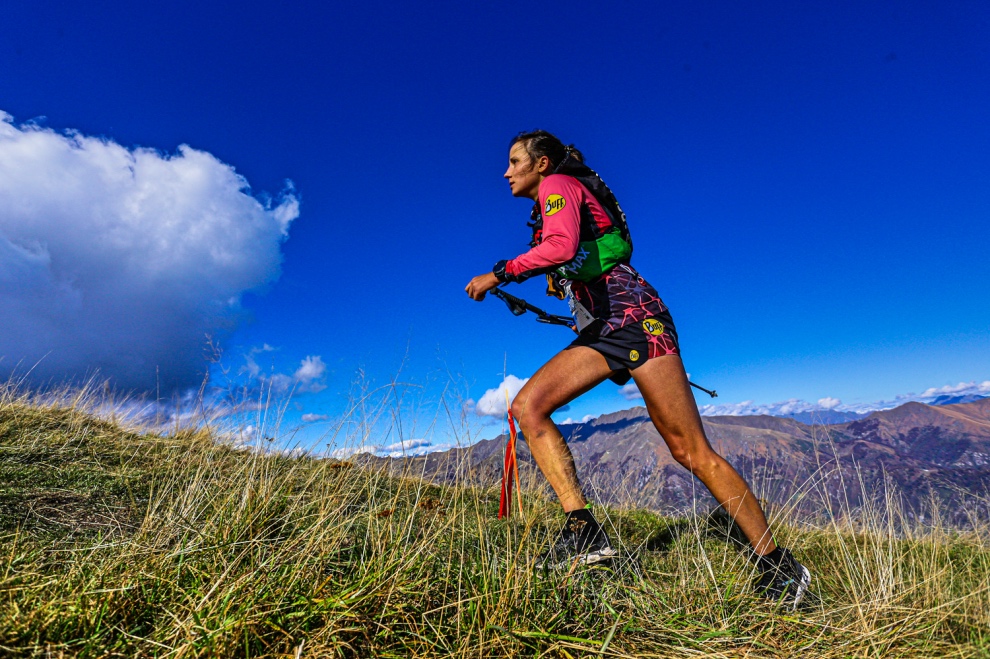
left=544, top=194, right=566, bottom=216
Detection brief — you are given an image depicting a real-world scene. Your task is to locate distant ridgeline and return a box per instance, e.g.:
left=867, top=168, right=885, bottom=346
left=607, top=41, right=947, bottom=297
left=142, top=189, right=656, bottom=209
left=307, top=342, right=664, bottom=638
left=368, top=398, right=990, bottom=525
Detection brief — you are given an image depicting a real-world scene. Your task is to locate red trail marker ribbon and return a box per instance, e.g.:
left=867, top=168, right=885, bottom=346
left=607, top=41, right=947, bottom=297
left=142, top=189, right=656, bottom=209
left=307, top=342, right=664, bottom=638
left=498, top=394, right=523, bottom=518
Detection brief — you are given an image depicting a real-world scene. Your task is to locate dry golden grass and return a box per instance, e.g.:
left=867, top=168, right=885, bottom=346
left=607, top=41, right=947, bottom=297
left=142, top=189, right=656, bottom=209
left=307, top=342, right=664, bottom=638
left=0, top=381, right=988, bottom=657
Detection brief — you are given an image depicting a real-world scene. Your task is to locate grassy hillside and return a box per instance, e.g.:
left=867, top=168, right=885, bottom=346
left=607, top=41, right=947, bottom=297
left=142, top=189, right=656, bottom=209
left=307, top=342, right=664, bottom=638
left=1, top=386, right=989, bottom=657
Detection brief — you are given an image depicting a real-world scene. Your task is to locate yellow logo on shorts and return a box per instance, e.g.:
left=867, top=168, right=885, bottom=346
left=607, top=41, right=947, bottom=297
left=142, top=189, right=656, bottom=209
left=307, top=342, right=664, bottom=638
left=629, top=349, right=640, bottom=362
left=643, top=319, right=665, bottom=336
left=544, top=194, right=566, bottom=216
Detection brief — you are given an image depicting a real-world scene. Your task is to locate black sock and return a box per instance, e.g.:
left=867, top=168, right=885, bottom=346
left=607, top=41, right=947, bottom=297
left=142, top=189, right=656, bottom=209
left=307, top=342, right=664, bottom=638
left=566, top=507, right=595, bottom=524
left=565, top=507, right=604, bottom=545
left=757, top=547, right=785, bottom=569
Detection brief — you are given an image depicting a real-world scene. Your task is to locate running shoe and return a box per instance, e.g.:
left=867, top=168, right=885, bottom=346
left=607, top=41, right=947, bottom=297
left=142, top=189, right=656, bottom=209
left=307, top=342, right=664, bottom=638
left=535, top=510, right=618, bottom=569
left=754, top=548, right=812, bottom=610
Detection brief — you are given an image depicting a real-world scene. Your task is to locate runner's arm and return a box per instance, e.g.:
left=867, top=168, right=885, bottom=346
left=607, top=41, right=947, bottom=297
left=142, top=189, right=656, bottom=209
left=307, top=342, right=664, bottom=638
left=495, top=177, right=582, bottom=283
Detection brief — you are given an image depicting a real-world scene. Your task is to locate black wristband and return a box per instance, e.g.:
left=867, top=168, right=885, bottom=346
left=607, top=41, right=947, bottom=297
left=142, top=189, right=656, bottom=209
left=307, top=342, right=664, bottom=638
left=493, top=260, right=509, bottom=283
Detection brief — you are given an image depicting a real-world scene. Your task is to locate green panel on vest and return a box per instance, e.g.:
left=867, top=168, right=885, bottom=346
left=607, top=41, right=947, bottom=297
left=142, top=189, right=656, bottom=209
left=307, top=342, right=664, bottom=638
left=558, top=230, right=632, bottom=282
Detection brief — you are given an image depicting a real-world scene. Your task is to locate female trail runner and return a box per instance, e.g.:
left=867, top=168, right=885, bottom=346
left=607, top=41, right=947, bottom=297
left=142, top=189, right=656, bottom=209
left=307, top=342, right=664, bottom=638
left=465, top=130, right=811, bottom=608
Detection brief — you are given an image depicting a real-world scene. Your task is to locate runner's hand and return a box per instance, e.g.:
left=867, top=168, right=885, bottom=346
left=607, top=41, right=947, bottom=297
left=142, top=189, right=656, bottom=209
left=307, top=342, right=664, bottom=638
left=465, top=272, right=499, bottom=301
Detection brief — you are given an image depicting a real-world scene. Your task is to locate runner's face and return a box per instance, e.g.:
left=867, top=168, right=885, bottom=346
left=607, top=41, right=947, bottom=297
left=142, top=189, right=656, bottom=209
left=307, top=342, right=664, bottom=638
left=504, top=142, right=543, bottom=201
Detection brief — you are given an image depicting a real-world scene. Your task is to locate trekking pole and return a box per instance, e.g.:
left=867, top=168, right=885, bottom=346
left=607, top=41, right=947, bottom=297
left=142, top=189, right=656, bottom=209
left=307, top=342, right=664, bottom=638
left=489, top=287, right=573, bottom=327
left=689, top=382, right=717, bottom=398
left=488, top=286, right=718, bottom=398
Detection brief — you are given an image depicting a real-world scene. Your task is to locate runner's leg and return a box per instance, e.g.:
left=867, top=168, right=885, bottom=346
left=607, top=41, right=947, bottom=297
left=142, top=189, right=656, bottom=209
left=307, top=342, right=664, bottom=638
left=630, top=354, right=777, bottom=555
left=511, top=346, right=616, bottom=512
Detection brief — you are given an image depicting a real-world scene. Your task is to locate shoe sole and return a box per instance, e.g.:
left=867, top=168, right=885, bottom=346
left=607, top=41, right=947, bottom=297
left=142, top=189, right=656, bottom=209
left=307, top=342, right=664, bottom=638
left=581, top=547, right=619, bottom=565
left=791, top=565, right=811, bottom=611
left=537, top=546, right=619, bottom=570
left=789, top=566, right=812, bottom=610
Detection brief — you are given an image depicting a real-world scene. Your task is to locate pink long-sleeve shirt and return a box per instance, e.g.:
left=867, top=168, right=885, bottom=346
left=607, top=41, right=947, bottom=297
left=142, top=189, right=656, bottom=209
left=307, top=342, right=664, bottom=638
left=504, top=174, right=613, bottom=280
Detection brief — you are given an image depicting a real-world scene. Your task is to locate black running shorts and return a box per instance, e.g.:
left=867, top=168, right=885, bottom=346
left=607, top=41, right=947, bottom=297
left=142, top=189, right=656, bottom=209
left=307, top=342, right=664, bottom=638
left=566, top=313, right=680, bottom=385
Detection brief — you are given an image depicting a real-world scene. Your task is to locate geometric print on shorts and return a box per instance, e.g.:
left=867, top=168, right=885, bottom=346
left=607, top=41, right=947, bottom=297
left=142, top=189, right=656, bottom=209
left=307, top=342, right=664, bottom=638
left=571, top=263, right=673, bottom=336
left=641, top=316, right=679, bottom=359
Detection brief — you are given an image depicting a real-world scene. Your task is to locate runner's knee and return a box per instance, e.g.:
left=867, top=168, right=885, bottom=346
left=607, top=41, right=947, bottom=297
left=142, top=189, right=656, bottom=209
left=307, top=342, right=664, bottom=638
left=511, top=399, right=540, bottom=433
left=510, top=398, right=530, bottom=425
left=667, top=441, right=720, bottom=475
left=512, top=400, right=554, bottom=439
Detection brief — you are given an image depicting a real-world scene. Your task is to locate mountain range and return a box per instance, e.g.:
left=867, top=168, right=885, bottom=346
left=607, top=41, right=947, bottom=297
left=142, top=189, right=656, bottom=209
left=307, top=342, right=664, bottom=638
left=368, top=398, right=990, bottom=524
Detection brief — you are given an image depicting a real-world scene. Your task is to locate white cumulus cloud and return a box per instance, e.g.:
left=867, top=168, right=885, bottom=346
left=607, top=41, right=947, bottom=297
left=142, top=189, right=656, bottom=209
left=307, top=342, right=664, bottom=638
left=618, top=382, right=642, bottom=400
left=559, top=414, right=596, bottom=425
left=301, top=413, right=329, bottom=423
left=327, top=438, right=453, bottom=459
left=693, top=380, right=990, bottom=419
left=328, top=445, right=376, bottom=460
left=293, top=356, right=327, bottom=393
left=0, top=111, right=299, bottom=391
left=475, top=374, right=528, bottom=417
left=237, top=349, right=328, bottom=398
left=918, top=381, right=990, bottom=399
left=698, top=398, right=834, bottom=417
left=378, top=438, right=432, bottom=457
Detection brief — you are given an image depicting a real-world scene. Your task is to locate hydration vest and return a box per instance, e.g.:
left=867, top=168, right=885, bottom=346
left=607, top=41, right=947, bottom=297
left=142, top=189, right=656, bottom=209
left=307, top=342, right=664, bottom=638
left=528, top=153, right=633, bottom=284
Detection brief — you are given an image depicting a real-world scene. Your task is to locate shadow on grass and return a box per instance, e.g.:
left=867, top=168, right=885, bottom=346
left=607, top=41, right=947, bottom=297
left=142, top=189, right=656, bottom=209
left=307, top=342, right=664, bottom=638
left=642, top=507, right=750, bottom=553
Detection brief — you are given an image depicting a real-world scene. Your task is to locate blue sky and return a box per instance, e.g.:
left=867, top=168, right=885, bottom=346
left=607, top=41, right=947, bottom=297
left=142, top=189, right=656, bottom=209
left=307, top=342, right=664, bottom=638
left=1, top=1, right=988, bottom=453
